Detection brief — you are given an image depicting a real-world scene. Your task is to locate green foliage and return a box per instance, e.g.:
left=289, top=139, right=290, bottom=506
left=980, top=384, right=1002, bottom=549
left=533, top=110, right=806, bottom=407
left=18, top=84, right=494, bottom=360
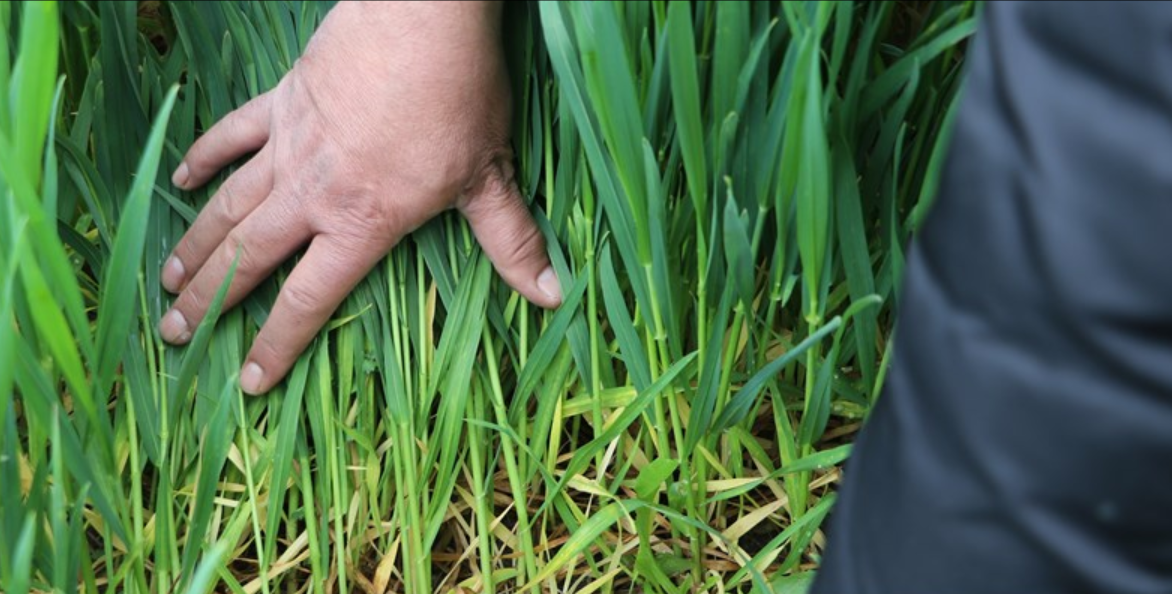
left=0, top=1, right=974, bottom=592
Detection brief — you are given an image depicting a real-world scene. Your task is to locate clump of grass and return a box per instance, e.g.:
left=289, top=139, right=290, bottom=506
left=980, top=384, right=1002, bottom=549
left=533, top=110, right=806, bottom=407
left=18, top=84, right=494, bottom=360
left=0, top=1, right=974, bottom=593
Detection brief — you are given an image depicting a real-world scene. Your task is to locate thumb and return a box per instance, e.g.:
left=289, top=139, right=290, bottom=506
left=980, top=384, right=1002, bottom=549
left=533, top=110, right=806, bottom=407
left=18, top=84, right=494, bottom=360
left=460, top=163, right=562, bottom=309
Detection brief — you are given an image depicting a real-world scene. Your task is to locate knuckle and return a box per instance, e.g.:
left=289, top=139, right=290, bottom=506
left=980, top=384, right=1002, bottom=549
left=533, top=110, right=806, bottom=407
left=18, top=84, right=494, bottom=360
left=333, top=192, right=384, bottom=226
left=248, top=333, right=288, bottom=369
left=219, top=231, right=262, bottom=288
left=185, top=134, right=214, bottom=167
left=175, top=237, right=200, bottom=267
left=222, top=107, right=245, bottom=131
left=280, top=281, right=325, bottom=318
left=324, top=192, right=403, bottom=241
left=177, top=284, right=207, bottom=318
left=221, top=231, right=251, bottom=269
left=213, top=181, right=247, bottom=227
left=500, top=219, right=545, bottom=265
left=463, top=150, right=518, bottom=209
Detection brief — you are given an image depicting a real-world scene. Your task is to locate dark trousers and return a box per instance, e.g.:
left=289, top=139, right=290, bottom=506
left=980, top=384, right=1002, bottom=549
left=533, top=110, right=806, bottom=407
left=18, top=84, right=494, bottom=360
left=812, top=2, right=1172, bottom=592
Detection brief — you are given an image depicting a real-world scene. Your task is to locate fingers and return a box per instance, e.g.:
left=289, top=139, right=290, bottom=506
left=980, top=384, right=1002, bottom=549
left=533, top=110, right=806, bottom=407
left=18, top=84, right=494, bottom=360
left=172, top=91, right=273, bottom=190
left=159, top=195, right=310, bottom=346
left=163, top=151, right=274, bottom=293
left=239, top=236, right=386, bottom=395
left=461, top=171, right=562, bottom=309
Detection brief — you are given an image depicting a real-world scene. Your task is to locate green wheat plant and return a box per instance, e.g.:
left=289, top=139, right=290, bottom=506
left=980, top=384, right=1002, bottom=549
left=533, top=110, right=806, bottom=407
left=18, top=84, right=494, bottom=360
left=0, top=1, right=974, bottom=592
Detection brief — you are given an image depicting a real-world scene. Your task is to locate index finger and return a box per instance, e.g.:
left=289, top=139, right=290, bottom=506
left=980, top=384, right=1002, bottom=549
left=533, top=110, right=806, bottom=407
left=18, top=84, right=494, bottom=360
left=173, top=91, right=273, bottom=190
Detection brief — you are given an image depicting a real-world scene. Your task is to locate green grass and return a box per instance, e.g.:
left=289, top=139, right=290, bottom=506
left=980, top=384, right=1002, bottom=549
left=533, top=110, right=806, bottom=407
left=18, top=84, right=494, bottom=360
left=1, top=1, right=974, bottom=592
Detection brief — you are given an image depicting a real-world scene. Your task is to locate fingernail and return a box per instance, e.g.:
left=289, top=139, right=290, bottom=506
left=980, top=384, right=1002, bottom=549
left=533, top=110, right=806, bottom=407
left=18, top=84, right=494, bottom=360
left=162, top=256, right=185, bottom=293
left=172, top=162, right=190, bottom=188
left=240, top=362, right=265, bottom=395
left=160, top=309, right=191, bottom=344
left=537, top=266, right=562, bottom=306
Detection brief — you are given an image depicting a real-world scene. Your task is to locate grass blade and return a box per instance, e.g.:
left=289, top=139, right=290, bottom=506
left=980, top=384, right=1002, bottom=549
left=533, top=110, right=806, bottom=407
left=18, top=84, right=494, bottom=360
left=95, top=85, right=179, bottom=397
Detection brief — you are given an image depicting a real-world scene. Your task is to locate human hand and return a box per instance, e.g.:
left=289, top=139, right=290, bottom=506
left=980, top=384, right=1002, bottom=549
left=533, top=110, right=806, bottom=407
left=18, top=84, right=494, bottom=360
left=159, top=1, right=560, bottom=394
